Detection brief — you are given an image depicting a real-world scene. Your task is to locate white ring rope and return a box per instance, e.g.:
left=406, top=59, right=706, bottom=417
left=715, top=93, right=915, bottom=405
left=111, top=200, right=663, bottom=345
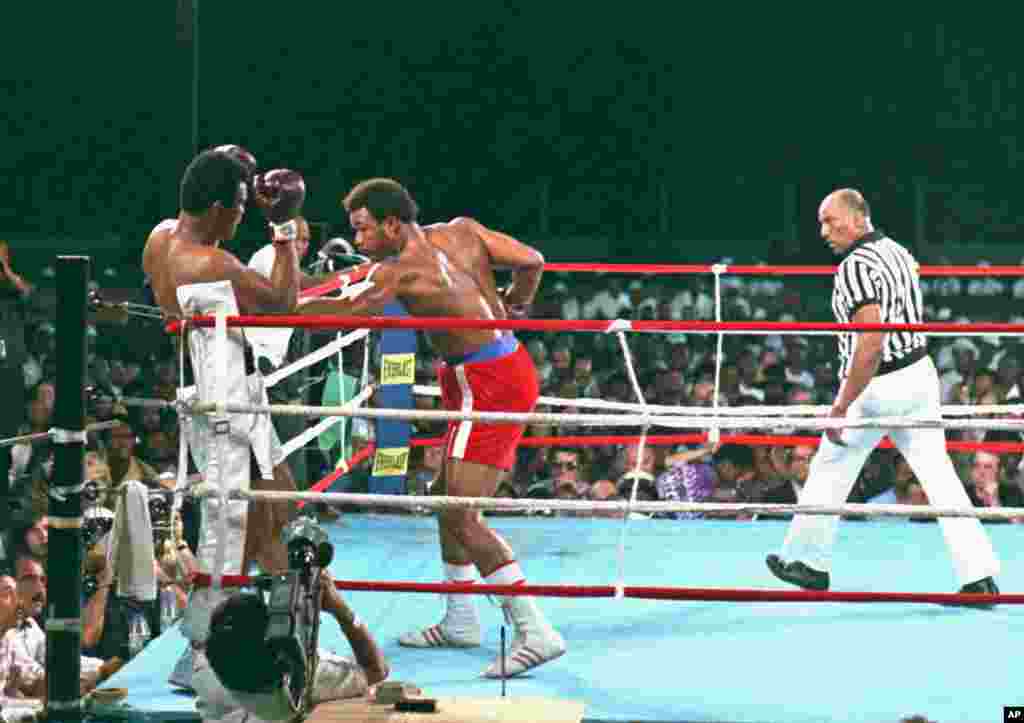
left=186, top=401, right=1024, bottom=432
left=190, top=488, right=1024, bottom=522
left=409, top=384, right=1024, bottom=418
left=263, top=328, right=370, bottom=389
left=120, top=387, right=1024, bottom=420
left=279, top=385, right=376, bottom=460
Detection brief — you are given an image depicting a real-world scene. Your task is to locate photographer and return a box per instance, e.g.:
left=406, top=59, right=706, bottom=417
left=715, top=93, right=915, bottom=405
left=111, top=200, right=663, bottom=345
left=199, top=570, right=389, bottom=722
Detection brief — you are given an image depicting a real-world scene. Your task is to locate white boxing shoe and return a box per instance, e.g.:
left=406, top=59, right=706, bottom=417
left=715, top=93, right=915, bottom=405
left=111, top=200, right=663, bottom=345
left=482, top=595, right=565, bottom=678
left=398, top=592, right=481, bottom=648
left=398, top=620, right=482, bottom=648
left=482, top=628, right=566, bottom=678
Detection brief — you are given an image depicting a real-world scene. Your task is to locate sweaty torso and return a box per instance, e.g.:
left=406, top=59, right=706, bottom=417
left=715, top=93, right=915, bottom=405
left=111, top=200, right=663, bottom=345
left=142, top=219, right=231, bottom=318
left=392, top=221, right=506, bottom=359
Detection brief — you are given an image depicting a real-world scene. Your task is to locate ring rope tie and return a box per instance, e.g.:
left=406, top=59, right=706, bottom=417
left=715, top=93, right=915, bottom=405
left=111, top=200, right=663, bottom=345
left=44, top=425, right=105, bottom=502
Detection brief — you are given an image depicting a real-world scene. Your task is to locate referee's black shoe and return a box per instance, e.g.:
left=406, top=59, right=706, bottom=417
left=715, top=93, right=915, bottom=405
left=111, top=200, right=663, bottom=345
left=765, top=554, right=830, bottom=591
left=944, top=576, right=999, bottom=609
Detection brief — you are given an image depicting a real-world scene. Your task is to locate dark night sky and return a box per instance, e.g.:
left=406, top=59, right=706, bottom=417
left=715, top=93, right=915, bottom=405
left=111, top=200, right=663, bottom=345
left=2, top=8, right=1021, bottom=261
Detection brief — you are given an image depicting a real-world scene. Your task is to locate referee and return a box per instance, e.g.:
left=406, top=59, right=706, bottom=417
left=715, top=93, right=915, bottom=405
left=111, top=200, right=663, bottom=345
left=766, top=188, right=1001, bottom=604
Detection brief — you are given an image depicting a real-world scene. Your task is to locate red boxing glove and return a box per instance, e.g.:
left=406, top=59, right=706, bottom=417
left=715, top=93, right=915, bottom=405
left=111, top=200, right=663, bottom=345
left=211, top=144, right=259, bottom=184
left=253, top=169, right=306, bottom=224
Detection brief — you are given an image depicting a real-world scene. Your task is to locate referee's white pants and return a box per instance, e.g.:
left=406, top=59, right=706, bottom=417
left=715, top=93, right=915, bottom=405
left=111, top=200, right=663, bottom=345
left=780, top=356, right=1000, bottom=586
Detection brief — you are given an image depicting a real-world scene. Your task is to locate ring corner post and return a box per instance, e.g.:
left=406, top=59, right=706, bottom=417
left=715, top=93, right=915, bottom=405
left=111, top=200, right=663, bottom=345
left=46, top=255, right=90, bottom=721
left=370, top=302, right=416, bottom=495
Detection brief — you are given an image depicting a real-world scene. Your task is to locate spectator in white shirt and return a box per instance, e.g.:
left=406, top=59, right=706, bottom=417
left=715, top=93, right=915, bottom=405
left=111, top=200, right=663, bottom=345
left=582, top=278, right=630, bottom=320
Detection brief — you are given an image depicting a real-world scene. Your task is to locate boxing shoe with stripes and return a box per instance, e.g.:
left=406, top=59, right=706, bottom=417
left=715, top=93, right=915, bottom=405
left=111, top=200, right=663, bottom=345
left=398, top=604, right=482, bottom=649
left=398, top=620, right=482, bottom=648
left=399, top=576, right=482, bottom=648
left=482, top=596, right=566, bottom=678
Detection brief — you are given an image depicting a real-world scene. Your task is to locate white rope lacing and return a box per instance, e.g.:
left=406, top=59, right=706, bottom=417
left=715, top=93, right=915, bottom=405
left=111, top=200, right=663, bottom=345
left=709, top=263, right=727, bottom=446
left=211, top=311, right=230, bottom=591
left=612, top=330, right=650, bottom=599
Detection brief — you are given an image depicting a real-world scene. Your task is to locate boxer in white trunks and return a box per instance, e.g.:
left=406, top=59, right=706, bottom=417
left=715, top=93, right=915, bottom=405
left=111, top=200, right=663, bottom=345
left=142, top=147, right=304, bottom=694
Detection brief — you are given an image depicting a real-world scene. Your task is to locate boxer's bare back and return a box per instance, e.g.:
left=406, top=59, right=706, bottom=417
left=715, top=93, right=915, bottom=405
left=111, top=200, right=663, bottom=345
left=300, top=216, right=542, bottom=358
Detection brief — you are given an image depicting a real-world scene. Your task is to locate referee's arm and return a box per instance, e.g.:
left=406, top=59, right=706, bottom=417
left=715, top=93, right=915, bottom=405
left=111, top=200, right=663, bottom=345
left=835, top=304, right=884, bottom=414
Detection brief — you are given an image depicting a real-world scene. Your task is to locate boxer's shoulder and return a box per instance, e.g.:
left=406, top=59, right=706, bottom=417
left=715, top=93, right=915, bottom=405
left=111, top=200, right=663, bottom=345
left=424, top=217, right=480, bottom=245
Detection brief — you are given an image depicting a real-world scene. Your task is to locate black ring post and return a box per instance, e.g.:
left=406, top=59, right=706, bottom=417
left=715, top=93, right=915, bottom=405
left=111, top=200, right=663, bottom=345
left=46, top=256, right=90, bottom=720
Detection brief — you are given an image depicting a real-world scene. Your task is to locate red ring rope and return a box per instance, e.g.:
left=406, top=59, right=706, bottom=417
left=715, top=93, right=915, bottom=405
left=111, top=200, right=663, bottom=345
left=294, top=445, right=375, bottom=510
left=167, top=317, right=1024, bottom=334
left=543, top=263, right=1024, bottom=277
left=409, top=433, right=1024, bottom=454
left=190, top=574, right=1021, bottom=605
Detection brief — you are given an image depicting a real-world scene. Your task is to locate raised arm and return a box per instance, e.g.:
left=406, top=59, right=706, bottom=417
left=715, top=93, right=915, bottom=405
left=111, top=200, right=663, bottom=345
left=456, top=218, right=544, bottom=312
left=222, top=240, right=300, bottom=314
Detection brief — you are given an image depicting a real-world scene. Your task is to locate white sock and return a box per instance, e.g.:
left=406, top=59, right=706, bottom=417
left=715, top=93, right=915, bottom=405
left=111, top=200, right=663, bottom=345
left=484, top=561, right=525, bottom=586
left=443, top=563, right=478, bottom=630
left=446, top=562, right=477, bottom=583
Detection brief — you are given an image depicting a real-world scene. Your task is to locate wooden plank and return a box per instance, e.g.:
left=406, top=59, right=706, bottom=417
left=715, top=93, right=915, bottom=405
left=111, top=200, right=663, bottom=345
left=307, top=695, right=585, bottom=723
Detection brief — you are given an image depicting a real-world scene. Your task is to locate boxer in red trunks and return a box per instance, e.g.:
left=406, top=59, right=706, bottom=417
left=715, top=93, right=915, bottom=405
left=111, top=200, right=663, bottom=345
left=299, top=178, right=564, bottom=678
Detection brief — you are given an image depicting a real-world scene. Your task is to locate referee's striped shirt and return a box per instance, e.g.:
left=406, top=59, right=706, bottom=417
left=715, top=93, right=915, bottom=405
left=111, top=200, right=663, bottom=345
left=831, top=229, right=926, bottom=379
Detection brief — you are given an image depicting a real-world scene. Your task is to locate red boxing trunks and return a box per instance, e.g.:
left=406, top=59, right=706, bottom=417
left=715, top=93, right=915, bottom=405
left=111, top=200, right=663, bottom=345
left=438, top=335, right=539, bottom=470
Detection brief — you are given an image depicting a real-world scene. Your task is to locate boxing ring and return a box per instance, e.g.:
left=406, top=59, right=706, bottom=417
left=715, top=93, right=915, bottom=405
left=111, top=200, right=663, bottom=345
left=105, top=516, right=1024, bottom=723
left=33, top=258, right=1024, bottom=723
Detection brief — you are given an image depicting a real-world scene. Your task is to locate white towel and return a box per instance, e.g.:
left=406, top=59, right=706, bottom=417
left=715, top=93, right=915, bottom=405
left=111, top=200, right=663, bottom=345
left=109, top=479, right=157, bottom=602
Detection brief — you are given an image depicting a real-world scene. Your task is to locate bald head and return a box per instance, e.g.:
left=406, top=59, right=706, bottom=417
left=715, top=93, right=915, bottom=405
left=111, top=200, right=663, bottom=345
left=818, top=188, right=873, bottom=254
left=828, top=188, right=871, bottom=218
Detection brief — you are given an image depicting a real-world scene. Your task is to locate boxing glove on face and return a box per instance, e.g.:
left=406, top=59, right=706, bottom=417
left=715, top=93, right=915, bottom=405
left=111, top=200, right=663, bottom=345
left=253, top=169, right=306, bottom=224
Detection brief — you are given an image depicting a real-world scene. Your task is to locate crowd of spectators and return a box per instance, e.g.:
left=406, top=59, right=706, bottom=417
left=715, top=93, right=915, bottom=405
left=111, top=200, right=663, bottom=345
left=3, top=238, right=1024, bottom=703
